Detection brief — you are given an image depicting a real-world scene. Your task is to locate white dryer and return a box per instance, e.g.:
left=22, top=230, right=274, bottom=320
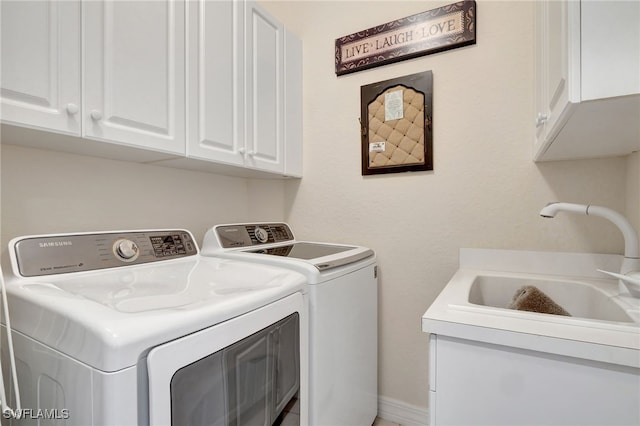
left=202, top=223, right=378, bottom=426
left=1, top=229, right=308, bottom=425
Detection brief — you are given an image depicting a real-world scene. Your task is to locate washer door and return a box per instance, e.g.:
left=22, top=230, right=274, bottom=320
left=146, top=293, right=306, bottom=425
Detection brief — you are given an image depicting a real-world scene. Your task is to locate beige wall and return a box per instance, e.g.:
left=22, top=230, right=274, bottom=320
left=264, top=0, right=631, bottom=409
left=0, top=144, right=287, bottom=262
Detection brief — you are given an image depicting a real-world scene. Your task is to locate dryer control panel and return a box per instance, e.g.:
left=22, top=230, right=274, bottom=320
left=214, top=223, right=294, bottom=248
left=11, top=230, right=198, bottom=277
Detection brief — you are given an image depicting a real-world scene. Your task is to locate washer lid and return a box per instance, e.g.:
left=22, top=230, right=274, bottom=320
left=251, top=242, right=354, bottom=259
left=250, top=242, right=374, bottom=271
left=5, top=257, right=306, bottom=372
left=202, top=223, right=375, bottom=272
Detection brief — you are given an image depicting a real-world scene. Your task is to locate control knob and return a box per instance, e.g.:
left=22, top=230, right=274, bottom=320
left=113, top=239, right=139, bottom=262
left=254, top=227, right=269, bottom=243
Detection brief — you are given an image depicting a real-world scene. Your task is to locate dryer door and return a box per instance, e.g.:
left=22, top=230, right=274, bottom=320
left=146, top=293, right=305, bottom=425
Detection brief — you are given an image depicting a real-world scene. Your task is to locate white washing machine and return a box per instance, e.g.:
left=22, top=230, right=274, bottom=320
left=201, top=223, right=378, bottom=426
left=0, top=229, right=308, bottom=425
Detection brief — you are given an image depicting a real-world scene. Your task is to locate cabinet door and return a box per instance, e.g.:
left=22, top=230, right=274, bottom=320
left=245, top=1, right=285, bottom=174
left=0, top=0, right=81, bottom=135
left=534, top=0, right=580, bottom=154
left=186, top=0, right=244, bottom=166
left=581, top=0, right=640, bottom=100
left=83, top=0, right=185, bottom=155
left=432, top=336, right=640, bottom=425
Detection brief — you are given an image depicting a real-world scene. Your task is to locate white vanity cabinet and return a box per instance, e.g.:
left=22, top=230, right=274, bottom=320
left=534, top=0, right=640, bottom=161
left=429, top=335, right=640, bottom=426
left=423, top=248, right=640, bottom=425
left=179, top=0, right=302, bottom=177
left=0, top=0, right=81, bottom=135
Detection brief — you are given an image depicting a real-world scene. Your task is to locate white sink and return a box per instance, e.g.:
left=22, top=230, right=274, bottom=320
left=423, top=249, right=640, bottom=366
left=423, top=249, right=640, bottom=426
left=468, top=275, right=634, bottom=323
left=424, top=249, right=640, bottom=371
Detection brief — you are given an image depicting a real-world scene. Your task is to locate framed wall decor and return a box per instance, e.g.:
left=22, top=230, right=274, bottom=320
left=336, top=1, right=476, bottom=76
left=360, top=71, right=433, bottom=176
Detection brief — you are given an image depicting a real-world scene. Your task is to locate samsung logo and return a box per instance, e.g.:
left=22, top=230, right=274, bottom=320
left=39, top=241, right=73, bottom=248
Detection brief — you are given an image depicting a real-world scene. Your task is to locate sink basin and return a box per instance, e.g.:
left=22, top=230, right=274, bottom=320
left=423, top=249, right=640, bottom=368
left=469, top=275, right=634, bottom=323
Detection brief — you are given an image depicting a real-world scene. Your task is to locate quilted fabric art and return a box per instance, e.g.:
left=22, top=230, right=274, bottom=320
left=367, top=85, right=425, bottom=168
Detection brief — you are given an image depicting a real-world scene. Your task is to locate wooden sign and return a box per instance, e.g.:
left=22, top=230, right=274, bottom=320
left=335, top=1, right=476, bottom=76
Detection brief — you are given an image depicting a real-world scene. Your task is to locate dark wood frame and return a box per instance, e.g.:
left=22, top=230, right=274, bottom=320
left=360, top=71, right=433, bottom=176
left=335, top=1, right=476, bottom=76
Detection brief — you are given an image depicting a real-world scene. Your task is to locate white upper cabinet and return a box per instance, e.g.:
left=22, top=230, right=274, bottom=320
left=185, top=0, right=245, bottom=167
left=1, top=0, right=185, bottom=157
left=0, top=0, right=81, bottom=135
left=534, top=0, right=640, bottom=161
left=1, top=0, right=301, bottom=177
left=247, top=2, right=303, bottom=177
left=245, top=1, right=284, bottom=174
left=182, top=0, right=302, bottom=176
left=83, top=0, right=185, bottom=155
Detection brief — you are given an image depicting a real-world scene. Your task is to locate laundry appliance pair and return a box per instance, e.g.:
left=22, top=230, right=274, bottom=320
left=0, top=224, right=377, bottom=426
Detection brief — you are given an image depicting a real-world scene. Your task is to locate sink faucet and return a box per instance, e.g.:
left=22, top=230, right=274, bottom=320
left=540, top=202, right=640, bottom=297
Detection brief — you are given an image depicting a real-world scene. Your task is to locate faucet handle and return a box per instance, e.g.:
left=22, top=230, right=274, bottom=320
left=597, top=269, right=640, bottom=297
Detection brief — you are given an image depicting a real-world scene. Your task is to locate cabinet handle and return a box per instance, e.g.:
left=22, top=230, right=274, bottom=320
left=66, top=103, right=79, bottom=115
left=247, top=150, right=255, bottom=157
left=535, top=113, right=548, bottom=128
left=238, top=147, right=246, bottom=155
left=90, top=110, right=103, bottom=121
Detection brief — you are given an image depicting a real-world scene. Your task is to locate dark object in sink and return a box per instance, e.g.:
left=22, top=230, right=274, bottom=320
left=507, top=285, right=571, bottom=316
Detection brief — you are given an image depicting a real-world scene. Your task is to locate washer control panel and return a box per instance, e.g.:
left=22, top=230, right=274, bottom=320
left=12, top=230, right=198, bottom=277
left=215, top=223, right=294, bottom=249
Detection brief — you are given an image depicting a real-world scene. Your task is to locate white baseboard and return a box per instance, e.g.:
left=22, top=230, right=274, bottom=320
left=377, top=396, right=429, bottom=426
